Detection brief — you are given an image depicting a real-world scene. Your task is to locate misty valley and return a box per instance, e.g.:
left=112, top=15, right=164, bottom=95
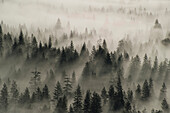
left=0, top=0, right=170, bottom=113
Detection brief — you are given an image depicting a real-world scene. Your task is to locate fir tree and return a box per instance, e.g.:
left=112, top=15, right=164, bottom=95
left=142, top=80, right=150, bottom=100
left=10, top=80, right=19, bottom=103
left=101, top=87, right=107, bottom=105
left=53, top=81, right=63, bottom=101
left=90, top=92, right=102, bottom=113
left=83, top=90, right=91, bottom=113
left=159, top=83, right=167, bottom=101
left=0, top=83, right=8, bottom=111
left=73, top=85, right=83, bottom=113
left=42, top=84, right=50, bottom=100
left=135, top=84, right=141, bottom=99
left=161, top=98, right=169, bottom=113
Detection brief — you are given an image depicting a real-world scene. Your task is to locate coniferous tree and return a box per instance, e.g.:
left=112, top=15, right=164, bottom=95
left=53, top=81, right=63, bottom=101
left=23, top=87, right=30, bottom=104
left=48, top=37, right=52, bottom=49
left=0, top=83, right=8, bottom=112
left=10, top=80, right=19, bottom=103
left=90, top=92, right=102, bottom=113
left=161, top=98, right=169, bottom=113
left=42, top=84, right=50, bottom=100
left=54, top=95, right=67, bottom=113
left=139, top=54, right=151, bottom=81
left=114, top=76, right=124, bottom=110
left=18, top=30, right=25, bottom=45
left=73, top=85, right=83, bottom=113
left=101, top=87, right=107, bottom=105
left=135, top=84, right=141, bottom=99
left=82, top=62, right=91, bottom=79
left=72, top=71, right=76, bottom=86
left=150, top=56, right=158, bottom=79
left=159, top=83, right=167, bottom=101
left=83, top=90, right=91, bottom=113
left=35, top=87, right=42, bottom=102
left=63, top=76, right=72, bottom=96
left=124, top=101, right=132, bottom=113
left=108, top=85, right=115, bottom=111
left=149, top=78, right=154, bottom=97
left=141, top=80, right=150, bottom=100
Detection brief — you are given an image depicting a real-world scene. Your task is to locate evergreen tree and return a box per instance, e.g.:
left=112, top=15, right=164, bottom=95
left=72, top=71, right=76, bottom=86
left=159, top=83, right=167, bottom=101
left=114, top=76, right=124, bottom=110
left=150, top=56, right=158, bottom=79
left=90, top=92, right=102, bottom=113
left=124, top=101, right=131, bottom=113
left=63, top=76, right=72, bottom=96
left=48, top=37, right=52, bottom=49
left=23, top=87, right=30, bottom=104
left=73, top=85, right=83, bottom=113
left=135, top=84, right=141, bottom=99
left=161, top=98, right=169, bottom=113
left=42, top=84, right=50, bottom=100
left=54, top=95, right=67, bottom=113
left=82, top=62, right=91, bottom=79
left=80, top=43, right=89, bottom=57
left=108, top=85, right=115, bottom=110
left=149, top=78, right=154, bottom=97
left=139, top=54, right=151, bottom=81
left=128, top=55, right=141, bottom=81
left=10, top=80, right=19, bottom=103
left=142, top=80, right=150, bottom=100
left=83, top=90, right=91, bottom=113
left=35, top=87, right=42, bottom=102
left=53, top=81, right=63, bottom=101
left=0, top=83, right=8, bottom=111
left=101, top=87, right=107, bottom=105
left=18, top=30, right=25, bottom=45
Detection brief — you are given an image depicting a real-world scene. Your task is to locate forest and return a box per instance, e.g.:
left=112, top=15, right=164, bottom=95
left=0, top=0, right=170, bottom=113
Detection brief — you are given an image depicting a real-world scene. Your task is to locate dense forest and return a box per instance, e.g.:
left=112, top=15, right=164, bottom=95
left=0, top=19, right=170, bottom=113
left=0, top=0, right=170, bottom=113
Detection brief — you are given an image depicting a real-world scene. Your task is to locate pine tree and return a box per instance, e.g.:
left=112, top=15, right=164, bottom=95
left=108, top=85, right=115, bottom=110
left=53, top=81, right=63, bottom=101
left=161, top=98, right=169, bottom=113
left=35, top=87, right=42, bottom=102
left=63, top=76, right=72, bottom=96
left=82, top=62, right=91, bottom=79
left=128, top=55, right=141, bottom=81
left=124, top=101, right=131, bottom=113
left=139, top=54, right=151, bottom=81
left=18, top=30, right=25, bottom=45
left=114, top=76, right=124, bottom=110
left=150, top=56, right=158, bottom=79
left=159, top=83, right=167, bottom=101
left=10, top=80, right=19, bottom=103
left=101, top=87, right=107, bottom=105
left=48, top=37, right=52, bottom=48
left=149, top=78, right=154, bottom=97
left=73, top=85, right=83, bottom=113
left=90, top=92, right=102, bottom=113
left=72, top=71, right=76, bottom=86
left=142, top=80, right=150, bottom=100
left=83, top=90, right=91, bottom=113
left=54, top=95, right=67, bottom=113
left=23, top=87, right=30, bottom=104
left=135, top=84, right=141, bottom=99
left=102, top=39, right=108, bottom=52
left=0, top=83, right=8, bottom=111
left=42, top=84, right=50, bottom=100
